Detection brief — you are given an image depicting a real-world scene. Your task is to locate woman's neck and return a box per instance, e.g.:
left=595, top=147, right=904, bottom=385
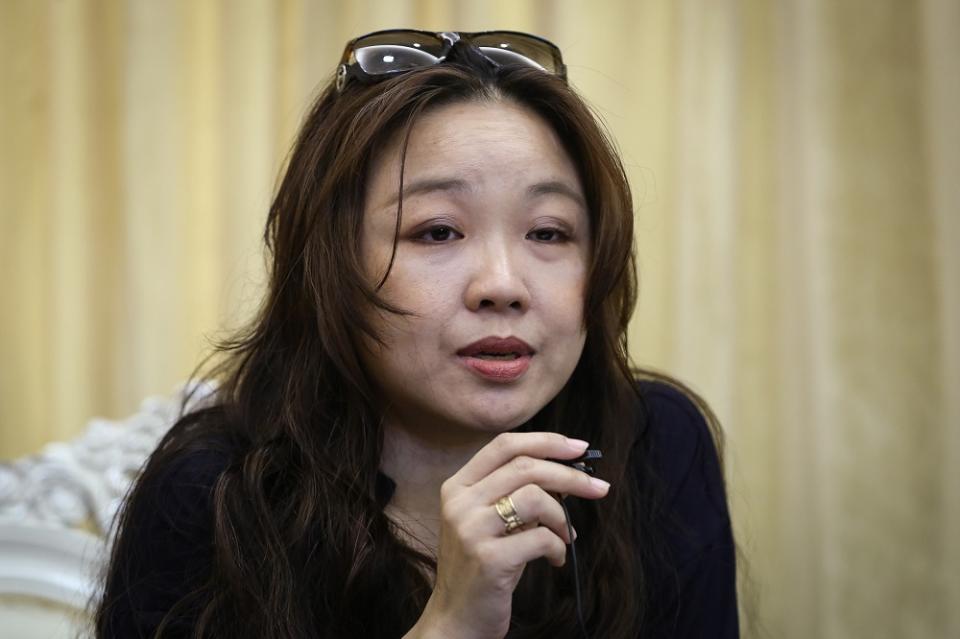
left=380, top=416, right=495, bottom=558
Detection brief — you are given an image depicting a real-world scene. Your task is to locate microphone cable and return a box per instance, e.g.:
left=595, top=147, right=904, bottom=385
left=560, top=495, right=590, bottom=639
left=555, top=449, right=602, bottom=639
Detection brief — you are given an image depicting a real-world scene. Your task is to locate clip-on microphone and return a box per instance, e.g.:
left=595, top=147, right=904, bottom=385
left=561, top=448, right=602, bottom=475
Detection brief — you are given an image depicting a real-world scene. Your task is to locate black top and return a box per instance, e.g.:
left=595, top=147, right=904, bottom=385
left=103, top=381, right=738, bottom=637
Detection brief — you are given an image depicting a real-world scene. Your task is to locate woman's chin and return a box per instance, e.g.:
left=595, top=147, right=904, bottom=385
left=449, top=403, right=542, bottom=434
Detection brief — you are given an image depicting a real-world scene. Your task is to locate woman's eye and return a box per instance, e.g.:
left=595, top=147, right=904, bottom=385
left=527, top=228, right=569, bottom=243
left=418, top=225, right=462, bottom=243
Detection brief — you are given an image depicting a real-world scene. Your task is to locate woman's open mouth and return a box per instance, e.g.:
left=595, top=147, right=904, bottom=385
left=456, top=336, right=534, bottom=382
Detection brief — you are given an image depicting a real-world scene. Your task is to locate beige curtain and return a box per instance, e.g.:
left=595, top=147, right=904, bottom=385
left=1, top=1, right=956, bottom=637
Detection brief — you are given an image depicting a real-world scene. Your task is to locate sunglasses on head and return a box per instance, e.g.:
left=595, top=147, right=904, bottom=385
left=336, top=29, right=567, bottom=92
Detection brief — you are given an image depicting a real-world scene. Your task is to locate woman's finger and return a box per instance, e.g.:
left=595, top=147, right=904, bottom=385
left=476, top=525, right=569, bottom=570
left=462, top=483, right=577, bottom=544
left=449, top=432, right=589, bottom=487
left=470, top=454, right=609, bottom=505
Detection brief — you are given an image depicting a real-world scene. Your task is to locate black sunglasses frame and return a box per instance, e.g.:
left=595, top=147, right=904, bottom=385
left=335, top=29, right=567, bottom=92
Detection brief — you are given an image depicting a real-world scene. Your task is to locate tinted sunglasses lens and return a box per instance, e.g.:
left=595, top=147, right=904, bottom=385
left=471, top=34, right=562, bottom=75
left=356, top=45, right=439, bottom=73
left=351, top=31, right=444, bottom=74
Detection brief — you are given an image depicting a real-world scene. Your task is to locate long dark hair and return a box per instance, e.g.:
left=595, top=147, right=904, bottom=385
left=93, top=45, right=724, bottom=638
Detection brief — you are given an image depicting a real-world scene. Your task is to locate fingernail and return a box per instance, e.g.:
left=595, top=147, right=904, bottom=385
left=590, top=477, right=610, bottom=491
left=566, top=438, right=589, bottom=451
left=572, top=527, right=578, bottom=541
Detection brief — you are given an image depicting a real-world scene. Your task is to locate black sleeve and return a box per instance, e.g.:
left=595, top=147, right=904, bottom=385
left=100, top=449, right=225, bottom=638
left=641, top=382, right=740, bottom=638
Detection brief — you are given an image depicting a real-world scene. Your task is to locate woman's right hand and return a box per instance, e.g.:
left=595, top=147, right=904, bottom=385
left=407, top=432, right=611, bottom=639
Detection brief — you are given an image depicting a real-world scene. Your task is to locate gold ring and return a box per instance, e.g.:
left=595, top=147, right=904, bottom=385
left=495, top=495, right=525, bottom=534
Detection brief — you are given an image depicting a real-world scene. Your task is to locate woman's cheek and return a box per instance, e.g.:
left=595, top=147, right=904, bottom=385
left=394, top=260, right=457, bottom=307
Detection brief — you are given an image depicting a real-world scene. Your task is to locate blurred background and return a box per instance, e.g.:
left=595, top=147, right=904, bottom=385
left=1, top=1, right=957, bottom=637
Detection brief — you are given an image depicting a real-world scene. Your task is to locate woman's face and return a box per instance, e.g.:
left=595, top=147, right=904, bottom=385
left=360, top=99, right=589, bottom=443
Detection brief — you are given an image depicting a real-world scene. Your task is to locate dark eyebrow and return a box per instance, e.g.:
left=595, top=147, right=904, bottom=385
left=380, top=177, right=586, bottom=210
left=381, top=177, right=470, bottom=210
left=527, top=180, right=586, bottom=209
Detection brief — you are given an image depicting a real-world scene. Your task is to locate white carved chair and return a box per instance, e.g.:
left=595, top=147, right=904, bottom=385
left=0, top=383, right=214, bottom=638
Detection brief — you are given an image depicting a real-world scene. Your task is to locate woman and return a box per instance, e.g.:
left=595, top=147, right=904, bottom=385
left=94, top=30, right=739, bottom=638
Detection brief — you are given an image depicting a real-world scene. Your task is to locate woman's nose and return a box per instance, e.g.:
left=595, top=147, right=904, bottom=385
left=463, top=241, right=530, bottom=312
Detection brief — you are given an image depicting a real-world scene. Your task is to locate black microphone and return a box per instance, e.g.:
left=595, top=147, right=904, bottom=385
left=559, top=449, right=602, bottom=475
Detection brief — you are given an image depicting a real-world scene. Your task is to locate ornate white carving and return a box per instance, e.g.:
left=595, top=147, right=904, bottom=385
left=0, top=382, right=216, bottom=537
left=0, top=523, right=102, bottom=608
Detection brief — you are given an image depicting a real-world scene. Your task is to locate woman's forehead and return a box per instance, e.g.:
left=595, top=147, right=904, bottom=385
left=366, top=100, right=583, bottom=212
